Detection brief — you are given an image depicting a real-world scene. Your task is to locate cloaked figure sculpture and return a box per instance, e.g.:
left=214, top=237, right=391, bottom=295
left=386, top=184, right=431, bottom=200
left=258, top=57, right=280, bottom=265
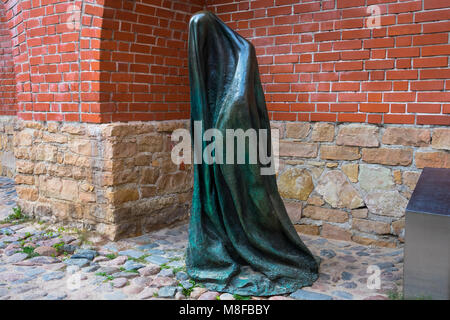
left=186, top=11, right=319, bottom=296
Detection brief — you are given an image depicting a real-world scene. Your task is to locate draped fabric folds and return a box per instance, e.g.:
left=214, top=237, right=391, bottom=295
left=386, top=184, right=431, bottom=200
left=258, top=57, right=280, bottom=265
left=186, top=11, right=319, bottom=296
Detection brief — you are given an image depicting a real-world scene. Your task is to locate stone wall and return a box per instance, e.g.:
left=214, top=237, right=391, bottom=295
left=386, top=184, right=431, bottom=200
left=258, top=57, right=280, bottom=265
left=0, top=116, right=17, bottom=177
left=3, top=115, right=450, bottom=247
left=274, top=121, right=450, bottom=248
left=12, top=119, right=192, bottom=240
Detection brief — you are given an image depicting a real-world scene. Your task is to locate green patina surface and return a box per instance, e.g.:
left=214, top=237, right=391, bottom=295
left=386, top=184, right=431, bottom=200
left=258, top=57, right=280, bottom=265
left=186, top=11, right=319, bottom=296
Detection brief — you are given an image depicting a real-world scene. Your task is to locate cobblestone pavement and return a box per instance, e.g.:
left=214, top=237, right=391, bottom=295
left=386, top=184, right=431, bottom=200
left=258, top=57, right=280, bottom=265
left=0, top=178, right=403, bottom=300
left=0, top=177, right=17, bottom=221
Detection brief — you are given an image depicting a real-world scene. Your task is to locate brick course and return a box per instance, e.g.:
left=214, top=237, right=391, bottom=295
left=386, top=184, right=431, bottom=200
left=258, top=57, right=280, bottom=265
left=0, top=0, right=203, bottom=122
left=206, top=0, right=450, bottom=125
left=0, top=3, right=15, bottom=116
left=0, top=0, right=449, bottom=123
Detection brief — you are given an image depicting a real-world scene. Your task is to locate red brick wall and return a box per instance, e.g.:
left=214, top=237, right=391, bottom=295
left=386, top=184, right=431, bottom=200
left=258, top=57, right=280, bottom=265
left=205, top=0, right=450, bottom=125
left=0, top=1, right=15, bottom=115
left=1, top=0, right=449, bottom=124
left=1, top=0, right=203, bottom=123
left=2, top=0, right=83, bottom=122
left=94, top=0, right=203, bottom=122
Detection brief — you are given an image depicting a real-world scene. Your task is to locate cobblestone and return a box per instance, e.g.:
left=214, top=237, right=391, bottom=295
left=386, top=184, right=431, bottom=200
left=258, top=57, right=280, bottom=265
left=0, top=177, right=404, bottom=300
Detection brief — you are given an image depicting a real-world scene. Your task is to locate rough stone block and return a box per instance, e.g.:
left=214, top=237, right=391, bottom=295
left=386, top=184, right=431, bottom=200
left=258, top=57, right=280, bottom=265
left=15, top=186, right=38, bottom=201
left=336, top=124, right=379, bottom=147
left=31, top=144, right=58, bottom=162
left=294, top=224, right=320, bottom=235
left=315, top=170, right=363, bottom=209
left=284, top=201, right=302, bottom=223
left=382, top=127, right=430, bottom=147
left=362, top=148, right=413, bottom=166
left=277, top=168, right=313, bottom=200
left=352, top=208, right=368, bottom=218
left=359, top=164, right=394, bottom=192
left=61, top=124, right=86, bottom=135
left=341, top=163, right=358, bottom=182
left=311, top=123, right=334, bottom=142
left=415, top=151, right=450, bottom=168
left=352, top=235, right=396, bottom=248
left=321, top=223, right=352, bottom=242
left=140, top=167, right=159, bottom=185
left=14, top=130, right=33, bottom=146
left=320, top=145, right=360, bottom=160
left=279, top=141, right=318, bottom=158
left=15, top=174, right=34, bottom=185
left=156, top=171, right=190, bottom=194
left=106, top=187, right=140, bottom=205
left=352, top=218, right=391, bottom=235
left=137, top=134, right=164, bottom=153
left=69, top=138, right=98, bottom=157
left=393, top=170, right=402, bottom=184
left=365, top=190, right=408, bottom=217
left=303, top=206, right=349, bottom=223
left=431, top=128, right=450, bottom=150
left=60, top=179, right=79, bottom=201
left=307, top=195, right=325, bottom=206
left=392, top=219, right=405, bottom=237
left=285, top=122, right=310, bottom=139
left=402, top=171, right=420, bottom=190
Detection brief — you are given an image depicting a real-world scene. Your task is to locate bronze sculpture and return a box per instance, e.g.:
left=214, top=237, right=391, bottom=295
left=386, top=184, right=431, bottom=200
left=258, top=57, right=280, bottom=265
left=186, top=11, right=319, bottom=296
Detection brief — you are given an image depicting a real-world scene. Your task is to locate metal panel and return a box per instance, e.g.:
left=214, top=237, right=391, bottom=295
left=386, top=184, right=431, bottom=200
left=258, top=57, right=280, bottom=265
left=404, top=211, right=450, bottom=300
left=404, top=167, right=450, bottom=300
left=406, top=167, right=450, bottom=217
